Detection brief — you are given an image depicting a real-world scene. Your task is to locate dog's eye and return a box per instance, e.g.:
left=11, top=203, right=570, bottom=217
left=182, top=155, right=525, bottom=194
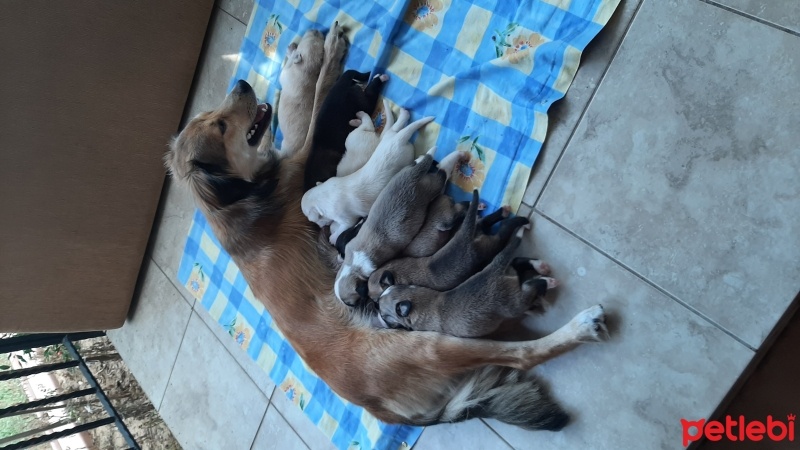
left=217, top=120, right=227, bottom=135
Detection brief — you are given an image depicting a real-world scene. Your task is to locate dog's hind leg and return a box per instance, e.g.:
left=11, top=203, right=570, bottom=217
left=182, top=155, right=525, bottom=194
left=511, top=257, right=552, bottom=281
left=478, top=206, right=511, bottom=234
left=364, top=73, right=389, bottom=104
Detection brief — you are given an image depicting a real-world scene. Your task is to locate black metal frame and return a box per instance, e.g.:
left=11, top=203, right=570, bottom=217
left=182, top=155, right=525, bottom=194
left=0, top=332, right=140, bottom=450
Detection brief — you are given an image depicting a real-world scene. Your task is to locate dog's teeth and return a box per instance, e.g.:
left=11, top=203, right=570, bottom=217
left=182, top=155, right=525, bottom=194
left=246, top=132, right=252, bottom=139
left=253, top=124, right=258, bottom=129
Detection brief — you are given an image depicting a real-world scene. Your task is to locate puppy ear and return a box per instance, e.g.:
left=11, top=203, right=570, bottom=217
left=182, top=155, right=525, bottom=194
left=356, top=279, right=370, bottom=301
left=396, top=301, right=412, bottom=318
left=379, top=271, right=395, bottom=288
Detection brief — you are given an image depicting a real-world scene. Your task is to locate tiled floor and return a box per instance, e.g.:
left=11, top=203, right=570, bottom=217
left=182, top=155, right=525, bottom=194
left=109, top=0, right=800, bottom=448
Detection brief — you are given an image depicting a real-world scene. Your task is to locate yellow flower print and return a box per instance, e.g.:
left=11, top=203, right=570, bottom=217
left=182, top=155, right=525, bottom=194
left=504, top=33, right=545, bottom=64
left=453, top=136, right=487, bottom=191
left=405, top=0, right=443, bottom=31
left=261, top=14, right=283, bottom=57
left=185, top=263, right=207, bottom=299
left=372, top=104, right=387, bottom=134
left=232, top=323, right=251, bottom=350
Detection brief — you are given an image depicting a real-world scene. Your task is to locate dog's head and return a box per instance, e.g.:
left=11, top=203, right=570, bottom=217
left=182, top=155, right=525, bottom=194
left=367, top=268, right=398, bottom=300
left=376, top=285, right=431, bottom=331
left=165, top=80, right=275, bottom=210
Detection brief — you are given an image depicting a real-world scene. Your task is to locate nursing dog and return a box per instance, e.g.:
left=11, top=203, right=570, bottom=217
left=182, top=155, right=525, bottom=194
left=376, top=228, right=568, bottom=337
left=367, top=190, right=530, bottom=299
left=303, top=70, right=387, bottom=190
left=166, top=21, right=608, bottom=432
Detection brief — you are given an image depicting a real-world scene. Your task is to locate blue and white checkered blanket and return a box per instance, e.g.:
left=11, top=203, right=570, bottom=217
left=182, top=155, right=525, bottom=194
left=179, top=0, right=619, bottom=448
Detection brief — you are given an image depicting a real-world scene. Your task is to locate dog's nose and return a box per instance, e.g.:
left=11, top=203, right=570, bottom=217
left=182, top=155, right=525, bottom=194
left=234, top=79, right=253, bottom=94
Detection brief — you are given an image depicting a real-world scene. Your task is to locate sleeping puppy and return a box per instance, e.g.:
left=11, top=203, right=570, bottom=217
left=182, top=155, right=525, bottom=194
left=376, top=227, right=562, bottom=337
left=335, top=150, right=471, bottom=259
left=400, top=195, right=466, bottom=258
left=334, top=152, right=447, bottom=306
left=338, top=104, right=386, bottom=177
left=400, top=151, right=472, bottom=258
left=367, top=190, right=530, bottom=299
left=301, top=107, right=434, bottom=244
left=303, top=70, right=387, bottom=191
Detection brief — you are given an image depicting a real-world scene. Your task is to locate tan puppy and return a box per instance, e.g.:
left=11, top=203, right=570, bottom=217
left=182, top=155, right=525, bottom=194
left=377, top=228, right=570, bottom=338
left=278, top=30, right=326, bottom=155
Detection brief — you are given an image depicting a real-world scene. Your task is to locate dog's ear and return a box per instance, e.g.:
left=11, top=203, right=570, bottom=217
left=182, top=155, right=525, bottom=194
left=396, top=301, right=412, bottom=318
left=191, top=161, right=255, bottom=207
left=379, top=271, right=395, bottom=289
left=356, top=279, right=370, bottom=301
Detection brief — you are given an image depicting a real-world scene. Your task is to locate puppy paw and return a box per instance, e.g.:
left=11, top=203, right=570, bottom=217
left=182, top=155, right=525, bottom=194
left=324, top=21, right=349, bottom=63
left=500, top=205, right=511, bottom=218
left=478, top=202, right=487, bottom=211
left=570, top=305, right=609, bottom=343
left=349, top=118, right=362, bottom=127
left=374, top=73, right=390, bottom=82
left=539, top=276, right=558, bottom=289
left=530, top=259, right=551, bottom=275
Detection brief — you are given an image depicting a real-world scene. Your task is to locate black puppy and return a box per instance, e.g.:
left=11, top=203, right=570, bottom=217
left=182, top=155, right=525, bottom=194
left=303, top=70, right=387, bottom=191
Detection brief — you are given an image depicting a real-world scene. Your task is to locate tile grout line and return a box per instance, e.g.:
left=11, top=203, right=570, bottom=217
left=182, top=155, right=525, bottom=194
left=269, top=389, right=317, bottom=450
left=154, top=258, right=196, bottom=411
left=152, top=255, right=196, bottom=310
left=532, top=0, right=645, bottom=209
left=479, top=419, right=516, bottom=449
left=193, top=306, right=274, bottom=400
left=533, top=209, right=758, bottom=352
left=249, top=402, right=271, bottom=450
left=218, top=3, right=248, bottom=26
left=697, top=0, right=800, bottom=38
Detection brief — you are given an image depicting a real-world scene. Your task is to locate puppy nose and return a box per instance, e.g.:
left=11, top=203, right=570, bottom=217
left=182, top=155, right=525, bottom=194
left=396, top=301, right=412, bottom=317
left=234, top=79, right=253, bottom=93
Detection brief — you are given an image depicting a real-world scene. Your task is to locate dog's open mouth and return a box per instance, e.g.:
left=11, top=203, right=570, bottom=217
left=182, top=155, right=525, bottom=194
left=246, top=103, right=271, bottom=146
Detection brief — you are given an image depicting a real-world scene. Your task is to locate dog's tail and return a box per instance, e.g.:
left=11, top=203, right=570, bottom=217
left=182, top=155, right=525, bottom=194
left=433, top=366, right=569, bottom=431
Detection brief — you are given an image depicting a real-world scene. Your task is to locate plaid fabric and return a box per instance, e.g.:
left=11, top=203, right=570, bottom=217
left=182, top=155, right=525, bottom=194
left=179, top=0, right=619, bottom=448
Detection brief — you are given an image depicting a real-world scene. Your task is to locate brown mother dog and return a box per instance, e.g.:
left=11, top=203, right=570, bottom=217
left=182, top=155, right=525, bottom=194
left=165, top=22, right=608, bottom=430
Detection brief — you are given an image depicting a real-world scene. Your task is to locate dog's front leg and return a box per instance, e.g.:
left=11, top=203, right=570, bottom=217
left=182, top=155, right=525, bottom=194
left=294, top=21, right=349, bottom=163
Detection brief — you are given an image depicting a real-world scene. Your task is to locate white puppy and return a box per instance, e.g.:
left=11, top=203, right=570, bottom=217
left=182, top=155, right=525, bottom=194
left=336, top=99, right=390, bottom=177
left=302, top=106, right=434, bottom=244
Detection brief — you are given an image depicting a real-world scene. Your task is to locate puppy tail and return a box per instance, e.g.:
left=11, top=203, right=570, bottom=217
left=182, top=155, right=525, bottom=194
left=435, top=366, right=569, bottom=431
left=395, top=115, right=435, bottom=143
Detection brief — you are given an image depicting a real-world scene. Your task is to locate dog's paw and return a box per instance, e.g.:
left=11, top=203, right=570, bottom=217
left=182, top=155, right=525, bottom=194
left=530, top=259, right=551, bottom=275
left=375, top=73, right=390, bottom=82
left=349, top=118, right=362, bottom=127
left=570, top=305, right=609, bottom=343
left=500, top=205, right=511, bottom=218
left=324, top=21, right=349, bottom=63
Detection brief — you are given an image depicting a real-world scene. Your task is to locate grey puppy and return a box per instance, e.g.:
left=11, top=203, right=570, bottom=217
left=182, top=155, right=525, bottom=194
left=334, top=153, right=447, bottom=306
left=367, top=190, right=530, bottom=299
left=376, top=228, right=564, bottom=337
left=401, top=195, right=468, bottom=258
